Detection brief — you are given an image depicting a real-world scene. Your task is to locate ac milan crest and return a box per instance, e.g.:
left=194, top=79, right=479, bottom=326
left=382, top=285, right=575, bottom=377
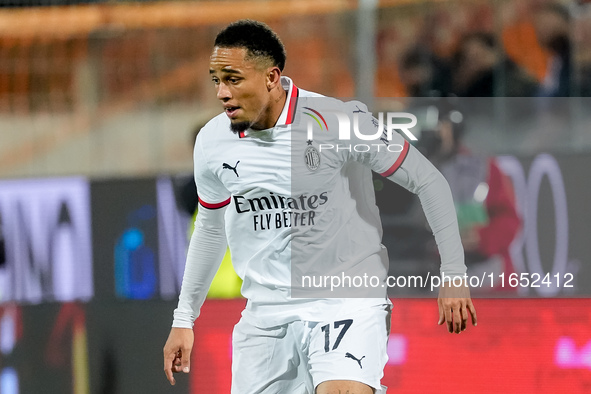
left=305, top=145, right=320, bottom=171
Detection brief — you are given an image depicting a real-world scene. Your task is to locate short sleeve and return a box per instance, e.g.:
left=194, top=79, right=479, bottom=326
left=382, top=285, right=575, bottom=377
left=346, top=101, right=410, bottom=176
left=194, top=133, right=232, bottom=209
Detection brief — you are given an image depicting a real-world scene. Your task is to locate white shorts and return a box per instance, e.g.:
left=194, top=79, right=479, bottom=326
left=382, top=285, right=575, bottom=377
left=231, top=303, right=391, bottom=394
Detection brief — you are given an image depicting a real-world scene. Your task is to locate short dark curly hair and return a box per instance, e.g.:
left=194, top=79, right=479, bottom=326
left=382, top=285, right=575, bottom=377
left=214, top=19, right=286, bottom=71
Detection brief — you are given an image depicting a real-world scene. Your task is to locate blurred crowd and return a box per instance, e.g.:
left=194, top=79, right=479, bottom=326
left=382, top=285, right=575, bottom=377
left=384, top=2, right=591, bottom=292
left=2, top=1, right=590, bottom=162
left=397, top=2, right=591, bottom=98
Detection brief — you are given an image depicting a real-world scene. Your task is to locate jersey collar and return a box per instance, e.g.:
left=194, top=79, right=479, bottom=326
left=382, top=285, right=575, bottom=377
left=238, top=76, right=299, bottom=138
left=276, top=76, right=299, bottom=126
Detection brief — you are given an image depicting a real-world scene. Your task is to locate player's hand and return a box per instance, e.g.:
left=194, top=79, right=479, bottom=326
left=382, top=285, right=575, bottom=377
left=163, top=327, right=194, bottom=385
left=437, top=279, right=477, bottom=334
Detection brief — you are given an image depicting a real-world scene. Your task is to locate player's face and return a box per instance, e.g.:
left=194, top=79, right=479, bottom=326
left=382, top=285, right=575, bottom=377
left=210, top=46, right=274, bottom=132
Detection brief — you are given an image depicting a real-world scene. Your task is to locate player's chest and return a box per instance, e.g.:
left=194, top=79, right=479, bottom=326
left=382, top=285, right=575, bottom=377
left=212, top=137, right=343, bottom=196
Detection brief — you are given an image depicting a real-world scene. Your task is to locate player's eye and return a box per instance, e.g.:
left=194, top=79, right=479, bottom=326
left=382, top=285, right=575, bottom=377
left=228, top=78, right=240, bottom=84
left=211, top=77, right=220, bottom=85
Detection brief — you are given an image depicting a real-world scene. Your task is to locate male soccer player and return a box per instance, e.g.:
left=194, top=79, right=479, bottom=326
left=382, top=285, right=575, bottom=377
left=163, top=20, right=477, bottom=393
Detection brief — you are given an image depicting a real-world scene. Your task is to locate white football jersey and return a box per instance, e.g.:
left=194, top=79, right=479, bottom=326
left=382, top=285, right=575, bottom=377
left=194, top=77, right=411, bottom=327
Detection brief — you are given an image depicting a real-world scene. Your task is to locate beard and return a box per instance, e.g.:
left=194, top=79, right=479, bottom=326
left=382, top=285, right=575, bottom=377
left=230, top=120, right=251, bottom=134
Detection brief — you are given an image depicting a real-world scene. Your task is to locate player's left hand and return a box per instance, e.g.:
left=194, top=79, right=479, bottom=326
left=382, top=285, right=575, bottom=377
left=163, top=327, right=194, bottom=385
left=437, top=279, right=477, bottom=334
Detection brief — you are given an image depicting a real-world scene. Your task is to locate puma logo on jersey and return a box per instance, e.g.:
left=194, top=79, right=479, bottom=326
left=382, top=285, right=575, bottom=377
left=223, top=161, right=240, bottom=177
left=345, top=352, right=365, bottom=369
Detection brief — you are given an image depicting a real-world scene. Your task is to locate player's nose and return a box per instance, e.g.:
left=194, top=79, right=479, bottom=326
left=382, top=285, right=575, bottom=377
left=216, top=83, right=232, bottom=101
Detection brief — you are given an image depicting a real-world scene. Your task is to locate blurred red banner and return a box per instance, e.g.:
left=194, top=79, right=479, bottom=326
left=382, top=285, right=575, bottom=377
left=192, top=298, right=591, bottom=393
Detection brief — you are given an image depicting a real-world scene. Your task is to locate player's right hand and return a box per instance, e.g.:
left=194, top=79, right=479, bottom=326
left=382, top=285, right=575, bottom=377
left=163, top=327, right=194, bottom=385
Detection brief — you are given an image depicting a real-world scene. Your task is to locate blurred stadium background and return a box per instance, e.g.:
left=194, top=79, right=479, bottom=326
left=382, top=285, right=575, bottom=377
left=1, top=0, right=591, bottom=393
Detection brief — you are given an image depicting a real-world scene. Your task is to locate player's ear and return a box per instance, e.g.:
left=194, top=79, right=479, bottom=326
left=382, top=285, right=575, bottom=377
left=266, top=67, right=282, bottom=91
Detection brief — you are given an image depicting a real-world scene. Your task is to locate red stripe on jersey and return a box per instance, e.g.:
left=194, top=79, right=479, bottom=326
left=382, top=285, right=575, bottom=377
left=286, top=86, right=299, bottom=125
left=238, top=130, right=246, bottom=138
left=198, top=197, right=231, bottom=209
left=380, top=139, right=410, bottom=178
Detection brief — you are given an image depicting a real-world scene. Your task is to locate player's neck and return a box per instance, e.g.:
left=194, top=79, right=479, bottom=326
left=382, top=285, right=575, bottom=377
left=266, top=85, right=287, bottom=128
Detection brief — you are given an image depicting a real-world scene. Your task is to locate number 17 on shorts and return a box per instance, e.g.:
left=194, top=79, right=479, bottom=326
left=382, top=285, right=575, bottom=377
left=307, top=304, right=391, bottom=391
